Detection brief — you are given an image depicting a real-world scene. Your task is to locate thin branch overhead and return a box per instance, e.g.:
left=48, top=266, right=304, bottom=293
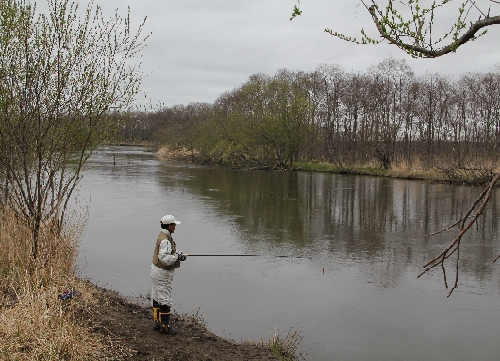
left=368, top=5, right=500, bottom=57
left=319, top=0, right=500, bottom=58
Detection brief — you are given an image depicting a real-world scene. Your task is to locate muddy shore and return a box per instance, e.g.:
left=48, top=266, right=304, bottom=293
left=90, top=286, right=280, bottom=361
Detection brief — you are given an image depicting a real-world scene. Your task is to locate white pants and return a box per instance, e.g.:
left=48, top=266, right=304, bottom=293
left=150, top=264, right=174, bottom=307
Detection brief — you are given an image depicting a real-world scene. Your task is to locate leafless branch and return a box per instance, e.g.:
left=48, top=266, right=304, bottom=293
left=427, top=219, right=461, bottom=236
left=418, top=172, right=500, bottom=291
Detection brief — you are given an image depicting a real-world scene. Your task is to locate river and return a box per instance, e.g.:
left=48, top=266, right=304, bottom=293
left=77, top=146, right=500, bottom=361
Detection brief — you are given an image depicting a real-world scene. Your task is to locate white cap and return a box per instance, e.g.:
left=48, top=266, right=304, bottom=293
left=161, top=215, right=181, bottom=225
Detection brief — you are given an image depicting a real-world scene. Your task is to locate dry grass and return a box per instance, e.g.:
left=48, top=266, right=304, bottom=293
left=388, top=164, right=442, bottom=181
left=266, top=327, right=307, bottom=361
left=156, top=145, right=196, bottom=161
left=0, top=210, right=115, bottom=360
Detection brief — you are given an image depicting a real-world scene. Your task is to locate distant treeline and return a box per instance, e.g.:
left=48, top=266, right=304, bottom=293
left=117, top=58, right=500, bottom=173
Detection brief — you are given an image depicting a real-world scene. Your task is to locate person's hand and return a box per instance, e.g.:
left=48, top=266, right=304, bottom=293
left=177, top=252, right=187, bottom=261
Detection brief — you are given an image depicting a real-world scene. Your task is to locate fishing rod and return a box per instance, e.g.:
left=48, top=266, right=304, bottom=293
left=189, top=254, right=259, bottom=257
left=188, top=254, right=307, bottom=258
left=187, top=254, right=325, bottom=273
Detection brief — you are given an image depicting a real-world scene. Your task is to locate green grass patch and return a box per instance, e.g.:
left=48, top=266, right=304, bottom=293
left=294, top=161, right=334, bottom=172
left=295, top=161, right=391, bottom=177
left=265, top=328, right=306, bottom=361
left=178, top=304, right=207, bottom=329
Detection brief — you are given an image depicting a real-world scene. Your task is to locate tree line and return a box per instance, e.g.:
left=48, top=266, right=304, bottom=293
left=121, top=58, right=500, bottom=178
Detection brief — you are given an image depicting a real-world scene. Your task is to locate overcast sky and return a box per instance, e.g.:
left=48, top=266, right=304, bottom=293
left=87, top=0, right=500, bottom=107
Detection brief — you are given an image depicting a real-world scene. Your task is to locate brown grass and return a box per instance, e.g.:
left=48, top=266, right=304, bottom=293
left=387, top=163, right=442, bottom=181
left=0, top=210, right=115, bottom=360
left=156, top=145, right=196, bottom=161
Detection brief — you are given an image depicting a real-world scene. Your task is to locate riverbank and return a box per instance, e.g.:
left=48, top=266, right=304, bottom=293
left=88, top=286, right=281, bottom=361
left=156, top=145, right=498, bottom=186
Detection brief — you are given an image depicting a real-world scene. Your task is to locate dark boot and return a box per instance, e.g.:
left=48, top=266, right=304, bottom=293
left=159, top=305, right=177, bottom=334
left=152, top=300, right=160, bottom=331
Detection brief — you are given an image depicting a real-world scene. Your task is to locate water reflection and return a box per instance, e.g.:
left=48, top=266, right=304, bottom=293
left=153, top=161, right=500, bottom=288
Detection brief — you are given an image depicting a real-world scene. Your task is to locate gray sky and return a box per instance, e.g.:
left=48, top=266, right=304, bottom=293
left=94, top=0, right=499, bottom=107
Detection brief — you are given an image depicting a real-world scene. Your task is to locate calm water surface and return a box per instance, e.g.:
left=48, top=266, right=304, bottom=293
left=77, top=146, right=500, bottom=361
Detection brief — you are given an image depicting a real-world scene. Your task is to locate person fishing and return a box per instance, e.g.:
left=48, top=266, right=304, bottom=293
left=150, top=214, right=188, bottom=334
